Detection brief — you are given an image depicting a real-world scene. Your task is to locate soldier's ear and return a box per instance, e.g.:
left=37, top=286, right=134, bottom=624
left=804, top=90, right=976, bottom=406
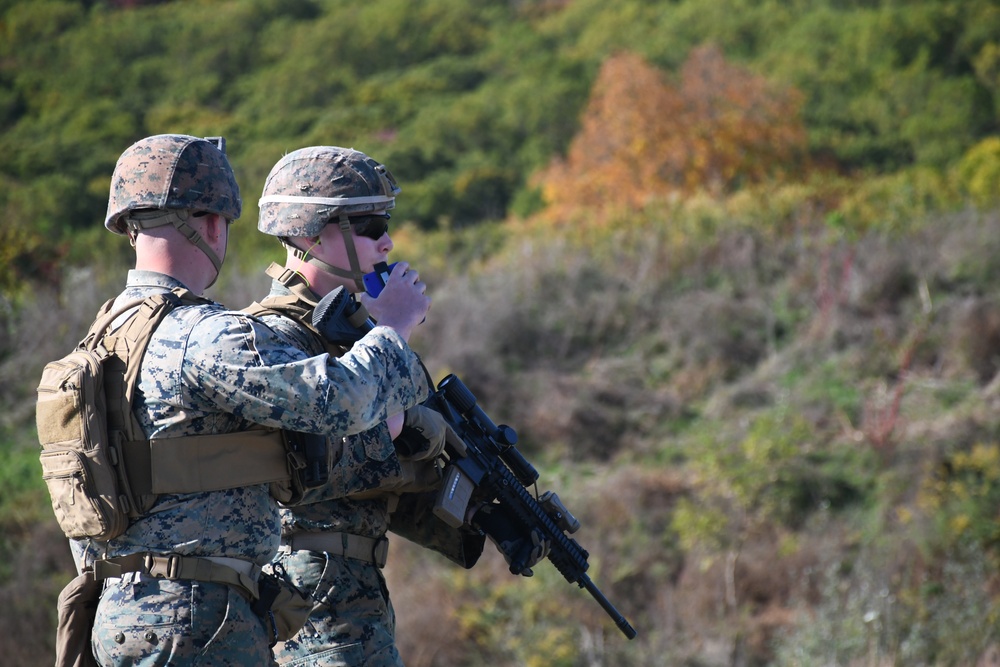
left=195, top=212, right=227, bottom=244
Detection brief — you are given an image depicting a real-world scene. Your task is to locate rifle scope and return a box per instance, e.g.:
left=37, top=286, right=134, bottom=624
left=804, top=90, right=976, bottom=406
left=439, top=374, right=539, bottom=487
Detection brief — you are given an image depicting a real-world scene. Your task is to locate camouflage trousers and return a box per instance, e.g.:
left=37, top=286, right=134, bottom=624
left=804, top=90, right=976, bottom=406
left=92, top=575, right=275, bottom=666
left=271, top=549, right=401, bottom=667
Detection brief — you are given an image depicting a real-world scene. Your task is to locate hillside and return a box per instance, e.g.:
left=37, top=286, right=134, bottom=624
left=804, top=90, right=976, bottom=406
left=3, top=0, right=998, bottom=283
left=2, top=0, right=1000, bottom=665
left=7, top=200, right=1000, bottom=666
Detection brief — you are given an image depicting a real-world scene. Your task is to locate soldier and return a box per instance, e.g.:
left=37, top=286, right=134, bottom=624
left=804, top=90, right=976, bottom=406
left=249, top=146, right=494, bottom=666
left=249, top=146, right=552, bottom=666
left=70, top=134, right=431, bottom=667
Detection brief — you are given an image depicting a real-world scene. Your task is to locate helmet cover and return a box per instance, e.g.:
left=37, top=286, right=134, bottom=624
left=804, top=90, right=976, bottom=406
left=105, top=134, right=242, bottom=234
left=257, top=146, right=399, bottom=238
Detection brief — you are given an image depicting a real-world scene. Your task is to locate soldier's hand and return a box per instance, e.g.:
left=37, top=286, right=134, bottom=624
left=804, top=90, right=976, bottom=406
left=395, top=405, right=464, bottom=461
left=525, top=528, right=551, bottom=570
left=474, top=504, right=551, bottom=577
left=361, top=262, right=429, bottom=342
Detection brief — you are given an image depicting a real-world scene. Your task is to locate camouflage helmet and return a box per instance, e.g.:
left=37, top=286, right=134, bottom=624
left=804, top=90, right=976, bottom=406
left=104, top=134, right=242, bottom=234
left=257, top=146, right=399, bottom=237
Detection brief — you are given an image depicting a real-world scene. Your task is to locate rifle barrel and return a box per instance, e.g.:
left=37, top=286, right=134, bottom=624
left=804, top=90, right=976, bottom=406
left=580, top=574, right=638, bottom=640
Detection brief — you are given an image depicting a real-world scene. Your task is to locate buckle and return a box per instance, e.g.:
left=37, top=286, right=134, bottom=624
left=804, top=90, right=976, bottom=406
left=93, top=558, right=122, bottom=580
left=144, top=553, right=183, bottom=579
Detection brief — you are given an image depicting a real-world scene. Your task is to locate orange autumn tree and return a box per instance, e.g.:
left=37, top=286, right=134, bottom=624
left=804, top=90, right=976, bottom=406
left=536, top=46, right=807, bottom=221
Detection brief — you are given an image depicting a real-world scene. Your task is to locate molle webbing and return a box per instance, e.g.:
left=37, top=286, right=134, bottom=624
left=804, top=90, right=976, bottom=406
left=258, top=262, right=372, bottom=333
left=121, top=429, right=290, bottom=497
left=244, top=263, right=344, bottom=356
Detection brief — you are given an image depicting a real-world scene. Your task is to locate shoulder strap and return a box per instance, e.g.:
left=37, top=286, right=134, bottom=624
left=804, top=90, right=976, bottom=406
left=80, top=296, right=145, bottom=354
left=244, top=294, right=312, bottom=323
left=102, top=288, right=210, bottom=437
left=85, top=287, right=205, bottom=352
left=244, top=263, right=344, bottom=355
left=265, top=262, right=319, bottom=307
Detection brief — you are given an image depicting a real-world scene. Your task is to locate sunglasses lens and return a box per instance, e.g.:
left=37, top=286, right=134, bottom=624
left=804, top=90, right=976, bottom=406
left=351, top=215, right=389, bottom=240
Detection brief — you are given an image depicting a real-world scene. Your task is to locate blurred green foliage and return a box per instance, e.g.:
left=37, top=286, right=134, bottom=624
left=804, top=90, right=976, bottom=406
left=919, top=443, right=1000, bottom=557
left=1, top=0, right=998, bottom=292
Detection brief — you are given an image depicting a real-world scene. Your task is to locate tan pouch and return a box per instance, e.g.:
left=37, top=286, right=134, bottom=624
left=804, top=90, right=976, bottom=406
left=37, top=349, right=128, bottom=541
left=268, top=581, right=315, bottom=642
left=55, top=570, right=101, bottom=667
left=252, top=566, right=314, bottom=645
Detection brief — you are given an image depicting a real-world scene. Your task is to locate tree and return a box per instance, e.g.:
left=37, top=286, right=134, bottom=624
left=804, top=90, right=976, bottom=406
left=536, top=46, right=808, bottom=221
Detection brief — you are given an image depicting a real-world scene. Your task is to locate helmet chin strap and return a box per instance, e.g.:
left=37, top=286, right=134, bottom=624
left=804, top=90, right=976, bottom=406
left=281, top=213, right=366, bottom=292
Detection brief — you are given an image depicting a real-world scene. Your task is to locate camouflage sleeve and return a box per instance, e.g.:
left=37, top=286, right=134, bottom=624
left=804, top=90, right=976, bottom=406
left=256, top=310, right=323, bottom=357
left=389, top=492, right=486, bottom=568
left=179, top=311, right=428, bottom=438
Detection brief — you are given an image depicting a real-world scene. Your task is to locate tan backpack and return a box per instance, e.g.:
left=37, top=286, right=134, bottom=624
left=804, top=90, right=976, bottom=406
left=36, top=288, right=294, bottom=541
left=35, top=289, right=208, bottom=540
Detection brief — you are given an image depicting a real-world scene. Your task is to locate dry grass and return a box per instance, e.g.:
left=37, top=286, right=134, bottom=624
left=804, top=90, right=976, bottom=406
left=7, top=205, right=1000, bottom=665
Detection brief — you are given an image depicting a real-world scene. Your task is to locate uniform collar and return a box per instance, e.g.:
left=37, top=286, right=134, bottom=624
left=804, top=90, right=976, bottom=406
left=125, top=269, right=190, bottom=291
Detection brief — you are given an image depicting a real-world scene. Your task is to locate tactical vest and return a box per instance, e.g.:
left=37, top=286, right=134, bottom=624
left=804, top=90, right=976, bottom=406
left=246, top=265, right=482, bottom=571
left=37, top=287, right=293, bottom=541
left=243, top=264, right=349, bottom=360
left=244, top=264, right=441, bottom=501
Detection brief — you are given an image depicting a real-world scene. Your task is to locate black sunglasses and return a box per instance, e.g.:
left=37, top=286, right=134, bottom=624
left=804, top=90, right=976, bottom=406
left=350, top=214, right=390, bottom=240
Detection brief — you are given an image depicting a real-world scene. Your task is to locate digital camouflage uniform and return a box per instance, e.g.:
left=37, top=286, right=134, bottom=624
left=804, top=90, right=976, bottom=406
left=252, top=146, right=484, bottom=666
left=68, top=136, right=430, bottom=667
left=81, top=271, right=429, bottom=667
left=255, top=280, right=484, bottom=667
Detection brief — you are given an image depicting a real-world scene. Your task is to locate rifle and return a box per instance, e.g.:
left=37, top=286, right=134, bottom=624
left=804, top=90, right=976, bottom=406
left=426, top=373, right=636, bottom=639
left=312, top=287, right=637, bottom=640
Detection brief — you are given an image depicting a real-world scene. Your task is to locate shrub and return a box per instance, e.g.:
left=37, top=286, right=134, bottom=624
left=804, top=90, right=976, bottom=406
left=957, top=136, right=1000, bottom=209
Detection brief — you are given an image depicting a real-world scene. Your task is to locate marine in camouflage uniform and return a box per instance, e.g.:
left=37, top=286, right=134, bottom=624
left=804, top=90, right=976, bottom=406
left=71, top=135, right=430, bottom=667
left=249, top=146, right=486, bottom=666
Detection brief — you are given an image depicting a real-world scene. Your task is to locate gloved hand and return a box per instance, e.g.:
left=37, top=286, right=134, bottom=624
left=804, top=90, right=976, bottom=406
left=473, top=503, right=551, bottom=577
left=395, top=405, right=466, bottom=461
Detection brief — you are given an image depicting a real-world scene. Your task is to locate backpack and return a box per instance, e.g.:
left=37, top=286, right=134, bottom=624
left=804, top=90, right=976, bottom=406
left=35, top=288, right=208, bottom=541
